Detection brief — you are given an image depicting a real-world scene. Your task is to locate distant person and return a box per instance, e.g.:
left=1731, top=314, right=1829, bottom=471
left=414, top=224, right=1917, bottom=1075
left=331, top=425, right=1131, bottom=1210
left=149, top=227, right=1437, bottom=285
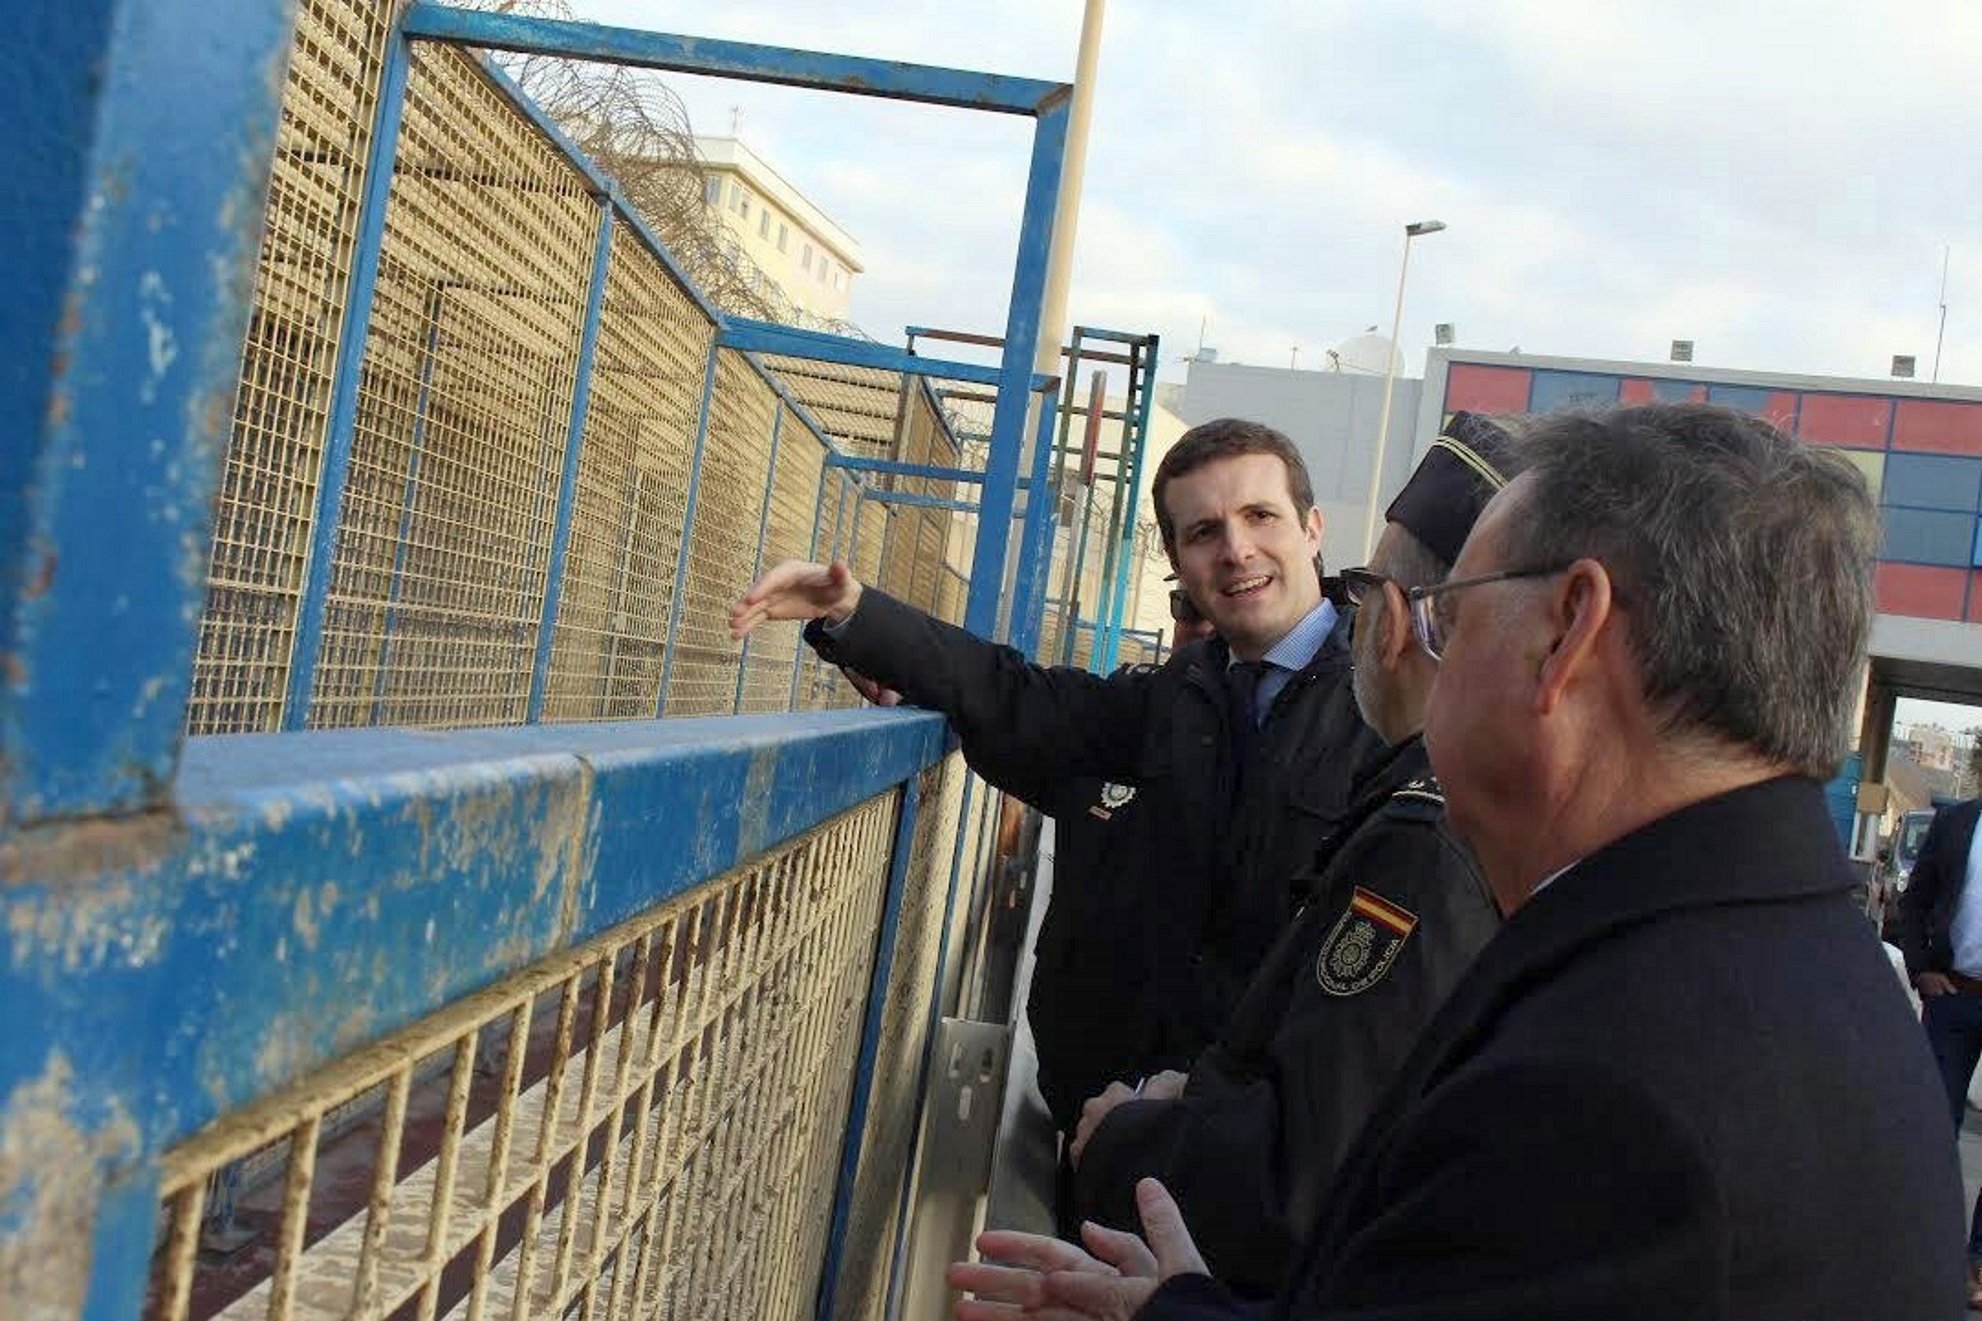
left=1896, top=791, right=1982, bottom=1306
left=731, top=419, right=1383, bottom=1079
left=951, top=403, right=1962, bottom=1321
left=1064, top=416, right=1511, bottom=1293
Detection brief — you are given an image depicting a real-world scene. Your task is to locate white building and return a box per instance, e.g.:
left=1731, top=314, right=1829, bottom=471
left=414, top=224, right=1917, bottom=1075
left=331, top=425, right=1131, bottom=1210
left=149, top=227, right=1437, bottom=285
left=694, top=136, right=864, bottom=324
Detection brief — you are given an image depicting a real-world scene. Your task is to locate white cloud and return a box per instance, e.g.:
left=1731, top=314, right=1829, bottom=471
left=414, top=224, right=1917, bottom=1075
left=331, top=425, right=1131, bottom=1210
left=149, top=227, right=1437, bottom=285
left=569, top=0, right=1982, bottom=386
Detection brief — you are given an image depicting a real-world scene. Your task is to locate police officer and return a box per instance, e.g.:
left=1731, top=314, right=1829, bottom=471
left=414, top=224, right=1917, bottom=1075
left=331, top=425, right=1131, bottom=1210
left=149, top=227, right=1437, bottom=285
left=1061, top=415, right=1517, bottom=1295
left=1029, top=590, right=1220, bottom=1136
left=730, top=419, right=1384, bottom=1079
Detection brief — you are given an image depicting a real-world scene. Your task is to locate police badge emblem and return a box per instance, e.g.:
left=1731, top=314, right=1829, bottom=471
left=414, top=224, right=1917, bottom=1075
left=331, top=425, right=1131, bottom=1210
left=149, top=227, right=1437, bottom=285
left=1088, top=781, right=1136, bottom=820
left=1316, top=886, right=1419, bottom=996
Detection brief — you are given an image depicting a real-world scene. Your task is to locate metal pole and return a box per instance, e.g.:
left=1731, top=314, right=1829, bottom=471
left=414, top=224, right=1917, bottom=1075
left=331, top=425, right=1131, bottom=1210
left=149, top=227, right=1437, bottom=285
left=967, top=100, right=1070, bottom=638
left=655, top=339, right=721, bottom=716
left=1059, top=368, right=1107, bottom=664
left=733, top=402, right=785, bottom=713
left=814, top=772, right=921, bottom=1321
left=1362, top=234, right=1414, bottom=560
left=282, top=30, right=414, bottom=730
left=1361, top=220, right=1443, bottom=558
left=527, top=196, right=614, bottom=723
left=1934, top=244, right=1950, bottom=384
left=788, top=455, right=830, bottom=710
left=1008, top=389, right=1064, bottom=659
left=1097, top=335, right=1159, bottom=673
left=965, top=5, right=1099, bottom=637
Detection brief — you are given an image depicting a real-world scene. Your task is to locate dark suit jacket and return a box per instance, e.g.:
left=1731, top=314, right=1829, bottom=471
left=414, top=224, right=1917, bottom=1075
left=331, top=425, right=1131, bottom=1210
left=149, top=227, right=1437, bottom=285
left=809, top=589, right=1381, bottom=1068
left=1897, top=797, right=1982, bottom=981
left=1139, top=777, right=1964, bottom=1321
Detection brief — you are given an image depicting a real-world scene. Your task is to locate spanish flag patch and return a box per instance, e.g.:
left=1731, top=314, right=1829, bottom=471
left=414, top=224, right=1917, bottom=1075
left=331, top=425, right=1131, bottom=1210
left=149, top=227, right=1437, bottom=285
left=1316, top=886, right=1420, bottom=996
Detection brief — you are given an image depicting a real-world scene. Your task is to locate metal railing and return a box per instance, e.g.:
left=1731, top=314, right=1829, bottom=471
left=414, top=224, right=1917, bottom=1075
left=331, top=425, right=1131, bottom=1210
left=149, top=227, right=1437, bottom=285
left=2, top=2, right=1163, bottom=1318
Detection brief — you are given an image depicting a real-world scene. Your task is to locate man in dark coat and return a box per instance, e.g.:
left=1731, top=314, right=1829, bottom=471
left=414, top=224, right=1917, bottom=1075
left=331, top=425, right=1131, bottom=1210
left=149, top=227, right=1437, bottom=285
left=1064, top=419, right=1513, bottom=1295
left=731, top=419, right=1384, bottom=1080
left=1896, top=792, right=1982, bottom=1302
left=949, top=404, right=1964, bottom=1321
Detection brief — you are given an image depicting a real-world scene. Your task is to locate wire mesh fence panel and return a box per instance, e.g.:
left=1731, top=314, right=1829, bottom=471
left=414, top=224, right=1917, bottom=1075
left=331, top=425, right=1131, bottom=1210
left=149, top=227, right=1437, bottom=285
left=825, top=754, right=966, bottom=1321
left=541, top=221, right=712, bottom=722
left=306, top=44, right=598, bottom=729
left=186, top=0, right=398, bottom=736
left=737, top=415, right=827, bottom=714
left=662, top=351, right=777, bottom=717
left=185, top=0, right=1032, bottom=739
left=756, top=355, right=903, bottom=458
left=148, top=794, right=903, bottom=1321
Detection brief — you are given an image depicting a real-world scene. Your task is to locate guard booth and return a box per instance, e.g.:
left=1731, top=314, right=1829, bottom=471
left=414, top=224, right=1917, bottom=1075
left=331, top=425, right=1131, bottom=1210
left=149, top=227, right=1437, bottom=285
left=2, top=2, right=1155, bottom=1316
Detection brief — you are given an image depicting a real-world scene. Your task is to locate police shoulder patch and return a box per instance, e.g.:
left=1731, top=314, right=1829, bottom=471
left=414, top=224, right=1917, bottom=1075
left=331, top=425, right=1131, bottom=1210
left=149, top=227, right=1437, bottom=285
left=1316, top=886, right=1420, bottom=996
left=1383, top=774, right=1445, bottom=822
left=1087, top=781, right=1137, bottom=820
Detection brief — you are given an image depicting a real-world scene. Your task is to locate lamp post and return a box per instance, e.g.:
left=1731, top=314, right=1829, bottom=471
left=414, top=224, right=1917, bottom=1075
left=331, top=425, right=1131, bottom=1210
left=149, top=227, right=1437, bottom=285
left=1362, top=218, right=1446, bottom=557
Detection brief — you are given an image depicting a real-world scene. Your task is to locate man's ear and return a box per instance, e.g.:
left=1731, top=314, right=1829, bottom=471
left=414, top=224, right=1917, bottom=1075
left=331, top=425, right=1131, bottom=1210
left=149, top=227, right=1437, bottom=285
left=1303, top=505, right=1324, bottom=551
left=1376, top=580, right=1414, bottom=670
left=1535, top=559, right=1613, bottom=716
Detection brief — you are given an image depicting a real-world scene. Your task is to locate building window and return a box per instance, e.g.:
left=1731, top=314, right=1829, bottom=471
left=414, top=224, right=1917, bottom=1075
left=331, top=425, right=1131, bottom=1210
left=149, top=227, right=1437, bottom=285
left=758, top=210, right=771, bottom=239
left=777, top=222, right=788, bottom=252
left=802, top=244, right=813, bottom=273
left=704, top=177, right=721, bottom=206
left=833, top=270, right=844, bottom=292
left=817, top=260, right=828, bottom=285
left=737, top=192, right=750, bottom=221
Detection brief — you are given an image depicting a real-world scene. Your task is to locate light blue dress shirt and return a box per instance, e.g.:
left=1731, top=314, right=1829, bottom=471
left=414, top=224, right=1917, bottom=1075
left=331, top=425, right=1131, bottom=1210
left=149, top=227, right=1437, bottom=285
left=1231, top=598, right=1337, bottom=726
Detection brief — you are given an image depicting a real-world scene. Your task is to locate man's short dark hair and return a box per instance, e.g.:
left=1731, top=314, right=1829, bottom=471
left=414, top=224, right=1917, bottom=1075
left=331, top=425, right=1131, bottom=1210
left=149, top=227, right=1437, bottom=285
left=1498, top=404, right=1876, bottom=779
left=1153, top=418, right=1316, bottom=559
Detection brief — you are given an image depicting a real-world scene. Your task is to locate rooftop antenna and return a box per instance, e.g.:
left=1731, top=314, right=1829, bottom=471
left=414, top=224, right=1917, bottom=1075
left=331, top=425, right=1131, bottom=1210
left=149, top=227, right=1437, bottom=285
left=730, top=104, right=742, bottom=137
left=1934, top=245, right=1951, bottom=384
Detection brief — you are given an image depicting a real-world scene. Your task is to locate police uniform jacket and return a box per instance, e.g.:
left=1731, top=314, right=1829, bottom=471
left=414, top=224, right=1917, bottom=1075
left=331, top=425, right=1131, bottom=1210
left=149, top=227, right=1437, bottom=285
left=1137, top=777, right=1964, bottom=1321
left=806, top=588, right=1382, bottom=1057
left=1029, top=756, right=1201, bottom=1132
left=1895, top=797, right=1982, bottom=981
left=1073, top=736, right=1497, bottom=1296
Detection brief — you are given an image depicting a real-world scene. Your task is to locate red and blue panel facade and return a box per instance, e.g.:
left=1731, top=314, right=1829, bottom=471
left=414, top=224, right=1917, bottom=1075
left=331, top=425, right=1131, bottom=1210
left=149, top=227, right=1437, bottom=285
left=1440, top=362, right=1982, bottom=624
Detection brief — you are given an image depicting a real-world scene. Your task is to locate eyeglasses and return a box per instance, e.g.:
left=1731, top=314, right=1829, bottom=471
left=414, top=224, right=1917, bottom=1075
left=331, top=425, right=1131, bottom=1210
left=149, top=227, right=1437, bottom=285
left=1404, top=564, right=1573, bottom=661
left=1338, top=567, right=1390, bottom=609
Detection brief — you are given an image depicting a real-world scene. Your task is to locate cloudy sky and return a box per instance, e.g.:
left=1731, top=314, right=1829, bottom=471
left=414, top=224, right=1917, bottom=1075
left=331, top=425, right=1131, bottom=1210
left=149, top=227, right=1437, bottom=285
left=575, top=0, right=1982, bottom=389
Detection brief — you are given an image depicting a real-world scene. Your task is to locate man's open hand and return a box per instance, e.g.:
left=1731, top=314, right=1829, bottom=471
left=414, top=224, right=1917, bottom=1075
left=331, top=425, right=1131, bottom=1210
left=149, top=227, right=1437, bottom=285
left=728, top=560, right=862, bottom=641
left=947, top=1179, right=1209, bottom=1320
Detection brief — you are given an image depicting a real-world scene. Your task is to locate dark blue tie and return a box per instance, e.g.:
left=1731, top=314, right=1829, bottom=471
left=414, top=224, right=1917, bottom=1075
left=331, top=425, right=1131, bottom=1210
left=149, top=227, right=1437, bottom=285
left=1227, top=661, right=1266, bottom=764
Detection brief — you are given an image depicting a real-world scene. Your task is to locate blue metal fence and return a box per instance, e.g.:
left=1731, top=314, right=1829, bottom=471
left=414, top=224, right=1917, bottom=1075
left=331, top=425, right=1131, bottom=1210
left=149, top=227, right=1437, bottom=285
left=1, top=2, right=1099, bottom=1316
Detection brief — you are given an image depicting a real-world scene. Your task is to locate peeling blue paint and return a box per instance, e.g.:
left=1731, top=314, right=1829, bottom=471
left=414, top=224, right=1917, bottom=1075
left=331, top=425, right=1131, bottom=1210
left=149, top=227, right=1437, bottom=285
left=1, top=0, right=296, bottom=825
left=0, top=710, right=945, bottom=1159
left=400, top=5, right=1067, bottom=116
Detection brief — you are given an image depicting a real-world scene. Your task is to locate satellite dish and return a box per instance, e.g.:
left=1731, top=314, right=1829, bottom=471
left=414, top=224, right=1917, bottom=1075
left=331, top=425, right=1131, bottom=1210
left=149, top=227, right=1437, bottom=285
left=1331, top=332, right=1401, bottom=375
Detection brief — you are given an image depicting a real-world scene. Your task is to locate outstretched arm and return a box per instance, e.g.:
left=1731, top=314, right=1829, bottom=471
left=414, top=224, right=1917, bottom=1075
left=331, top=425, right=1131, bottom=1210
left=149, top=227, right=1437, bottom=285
left=733, top=560, right=1151, bottom=790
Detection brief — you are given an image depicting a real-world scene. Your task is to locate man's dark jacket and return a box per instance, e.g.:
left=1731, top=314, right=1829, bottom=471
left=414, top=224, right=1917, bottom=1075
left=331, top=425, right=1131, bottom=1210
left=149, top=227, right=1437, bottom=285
left=1896, top=796, right=1982, bottom=982
left=1076, top=736, right=1498, bottom=1295
left=1140, top=777, right=1965, bottom=1321
left=807, top=588, right=1382, bottom=1064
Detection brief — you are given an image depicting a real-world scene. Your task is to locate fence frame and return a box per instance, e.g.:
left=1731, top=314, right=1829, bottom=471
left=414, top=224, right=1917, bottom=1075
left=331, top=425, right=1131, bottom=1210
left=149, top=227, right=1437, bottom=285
left=1, top=1, right=1088, bottom=1314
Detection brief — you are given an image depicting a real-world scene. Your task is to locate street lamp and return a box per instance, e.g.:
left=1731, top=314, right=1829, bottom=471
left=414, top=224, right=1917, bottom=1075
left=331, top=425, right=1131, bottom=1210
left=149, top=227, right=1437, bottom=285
left=1361, top=219, right=1446, bottom=557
